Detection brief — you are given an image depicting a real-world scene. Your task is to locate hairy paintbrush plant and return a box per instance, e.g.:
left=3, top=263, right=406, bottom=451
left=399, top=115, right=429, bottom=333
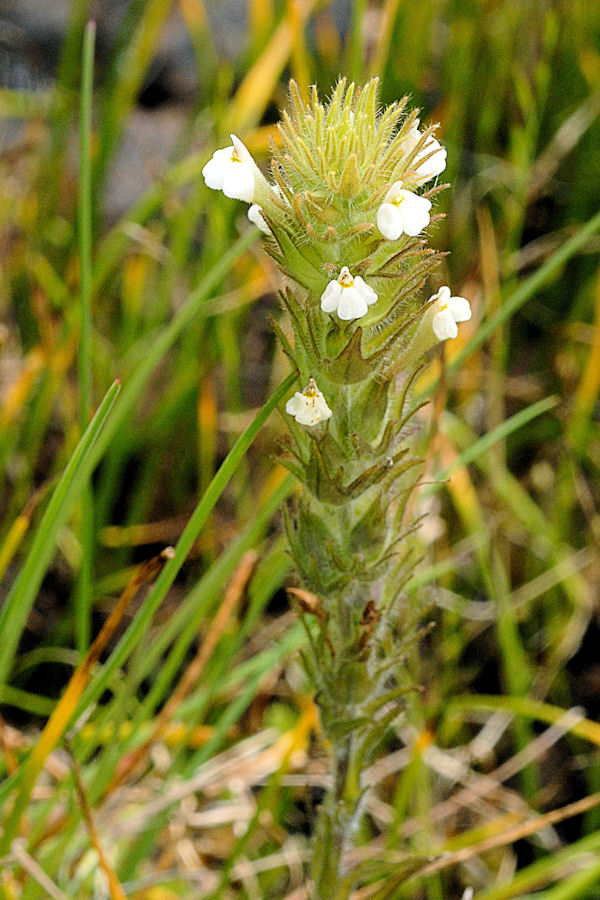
left=204, top=78, right=471, bottom=897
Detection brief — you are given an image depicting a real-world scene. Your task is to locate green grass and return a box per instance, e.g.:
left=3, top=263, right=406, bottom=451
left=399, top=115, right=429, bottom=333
left=0, top=1, right=599, bottom=897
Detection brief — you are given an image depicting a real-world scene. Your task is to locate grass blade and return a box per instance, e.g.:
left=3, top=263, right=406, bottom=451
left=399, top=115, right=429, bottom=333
left=421, top=395, right=559, bottom=497
left=449, top=208, right=600, bottom=374
left=0, top=548, right=174, bottom=853
left=73, top=372, right=297, bottom=718
left=0, top=379, right=121, bottom=692
left=76, top=19, right=96, bottom=654
left=89, top=228, right=257, bottom=466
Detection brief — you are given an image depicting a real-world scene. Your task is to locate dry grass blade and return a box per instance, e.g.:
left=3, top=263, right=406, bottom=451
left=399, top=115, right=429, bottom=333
left=8, top=839, right=70, bottom=900
left=413, top=708, right=586, bottom=841
left=106, top=729, right=289, bottom=838
left=569, top=267, right=600, bottom=449
left=348, top=793, right=600, bottom=899
left=405, top=791, right=600, bottom=882
left=2, top=547, right=175, bottom=844
left=0, top=715, right=20, bottom=777
left=368, top=0, right=402, bottom=78
left=452, top=695, right=600, bottom=747
left=0, top=483, right=54, bottom=586
left=106, top=549, right=259, bottom=792
left=528, top=91, right=600, bottom=202
left=68, top=743, right=127, bottom=900
left=225, top=0, right=318, bottom=132
left=0, top=347, right=45, bottom=427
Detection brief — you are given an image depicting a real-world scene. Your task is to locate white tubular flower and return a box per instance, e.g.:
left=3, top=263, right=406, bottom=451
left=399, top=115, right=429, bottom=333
left=430, top=286, right=471, bottom=340
left=202, top=133, right=255, bottom=202
left=320, top=266, right=378, bottom=321
left=405, top=120, right=447, bottom=182
left=247, top=203, right=271, bottom=234
left=376, top=182, right=432, bottom=240
left=286, top=377, right=332, bottom=427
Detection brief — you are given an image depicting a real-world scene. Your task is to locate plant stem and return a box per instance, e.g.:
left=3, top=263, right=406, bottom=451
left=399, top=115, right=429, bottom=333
left=312, top=731, right=365, bottom=899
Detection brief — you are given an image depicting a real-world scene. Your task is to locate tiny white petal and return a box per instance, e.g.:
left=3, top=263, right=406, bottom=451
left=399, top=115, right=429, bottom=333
left=285, top=395, right=302, bottom=416
left=248, top=203, right=271, bottom=234
left=377, top=202, right=403, bottom=240
left=353, top=276, right=378, bottom=306
left=383, top=180, right=405, bottom=203
left=404, top=124, right=447, bottom=182
left=414, top=136, right=447, bottom=181
left=448, top=295, right=471, bottom=322
left=230, top=133, right=254, bottom=167
left=222, top=163, right=255, bottom=202
left=337, top=286, right=367, bottom=320
left=316, top=395, right=333, bottom=419
left=202, top=151, right=229, bottom=190
left=320, top=280, right=342, bottom=313
left=403, top=120, right=421, bottom=149
left=202, top=140, right=256, bottom=202
left=398, top=191, right=432, bottom=236
left=432, top=309, right=458, bottom=341
left=418, top=140, right=447, bottom=179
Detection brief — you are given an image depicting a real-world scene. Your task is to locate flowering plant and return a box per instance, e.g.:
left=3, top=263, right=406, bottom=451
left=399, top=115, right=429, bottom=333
left=204, top=78, right=470, bottom=896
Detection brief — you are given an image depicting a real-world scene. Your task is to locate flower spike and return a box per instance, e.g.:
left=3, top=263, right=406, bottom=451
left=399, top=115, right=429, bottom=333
left=203, top=79, right=460, bottom=894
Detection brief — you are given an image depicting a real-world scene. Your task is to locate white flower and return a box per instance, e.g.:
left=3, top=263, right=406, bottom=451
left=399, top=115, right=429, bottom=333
left=430, top=286, right=471, bottom=340
left=247, top=203, right=270, bottom=234
left=320, top=266, right=378, bottom=320
left=376, top=182, right=432, bottom=240
left=285, top=378, right=332, bottom=427
left=405, top=120, right=447, bottom=182
left=202, top=133, right=255, bottom=202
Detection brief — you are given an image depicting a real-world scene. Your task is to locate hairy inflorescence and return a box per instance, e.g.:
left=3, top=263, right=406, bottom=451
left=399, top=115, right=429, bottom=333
left=203, top=77, right=471, bottom=896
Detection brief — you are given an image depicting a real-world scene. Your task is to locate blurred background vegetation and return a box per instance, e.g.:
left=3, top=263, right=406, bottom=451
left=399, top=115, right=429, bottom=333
left=0, top=1, right=599, bottom=897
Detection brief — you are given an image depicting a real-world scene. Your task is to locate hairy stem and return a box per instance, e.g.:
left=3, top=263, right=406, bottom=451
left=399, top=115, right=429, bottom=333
left=311, top=731, right=365, bottom=899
